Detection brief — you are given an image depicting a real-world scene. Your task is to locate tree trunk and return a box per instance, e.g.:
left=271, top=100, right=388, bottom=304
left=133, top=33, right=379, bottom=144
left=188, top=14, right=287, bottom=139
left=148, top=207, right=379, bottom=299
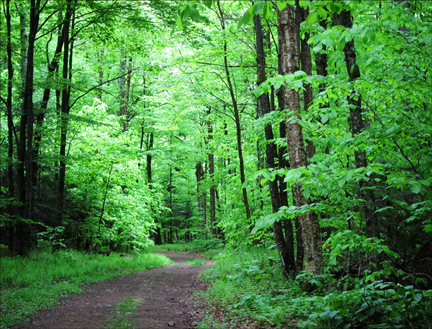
left=217, top=0, right=251, bottom=222
left=5, top=0, right=15, bottom=252
left=57, top=0, right=74, bottom=227
left=254, top=13, right=295, bottom=273
left=195, top=161, right=206, bottom=229
left=276, top=9, right=303, bottom=272
left=207, top=107, right=216, bottom=235
left=297, top=3, right=315, bottom=160
left=32, top=15, right=64, bottom=186
left=278, top=3, right=323, bottom=274
left=333, top=10, right=378, bottom=238
left=5, top=0, right=14, bottom=199
left=97, top=48, right=104, bottom=100
left=16, top=2, right=29, bottom=236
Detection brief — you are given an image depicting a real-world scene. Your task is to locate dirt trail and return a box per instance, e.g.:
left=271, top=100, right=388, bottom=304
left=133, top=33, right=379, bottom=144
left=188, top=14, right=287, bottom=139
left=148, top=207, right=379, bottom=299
left=12, top=251, right=214, bottom=329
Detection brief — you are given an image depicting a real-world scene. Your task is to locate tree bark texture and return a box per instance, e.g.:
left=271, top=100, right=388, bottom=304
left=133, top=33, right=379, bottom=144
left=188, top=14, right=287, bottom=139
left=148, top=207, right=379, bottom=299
left=254, top=14, right=295, bottom=273
left=276, top=21, right=303, bottom=272
left=278, top=4, right=323, bottom=274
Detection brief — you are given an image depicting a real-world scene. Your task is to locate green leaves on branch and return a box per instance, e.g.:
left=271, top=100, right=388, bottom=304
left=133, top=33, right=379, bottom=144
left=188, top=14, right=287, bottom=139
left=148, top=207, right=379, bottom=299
left=254, top=71, right=317, bottom=98
left=177, top=2, right=204, bottom=29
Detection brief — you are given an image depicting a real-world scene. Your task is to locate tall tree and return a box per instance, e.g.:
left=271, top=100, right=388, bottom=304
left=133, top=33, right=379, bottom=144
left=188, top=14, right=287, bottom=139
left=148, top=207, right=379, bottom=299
left=254, top=13, right=295, bottom=273
left=333, top=9, right=377, bottom=238
left=57, top=0, right=74, bottom=226
left=216, top=0, right=251, bottom=223
left=277, top=3, right=323, bottom=274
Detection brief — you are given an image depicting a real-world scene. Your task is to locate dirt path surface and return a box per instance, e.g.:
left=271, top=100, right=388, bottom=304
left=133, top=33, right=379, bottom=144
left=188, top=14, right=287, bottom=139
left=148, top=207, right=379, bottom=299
left=12, top=252, right=214, bottom=329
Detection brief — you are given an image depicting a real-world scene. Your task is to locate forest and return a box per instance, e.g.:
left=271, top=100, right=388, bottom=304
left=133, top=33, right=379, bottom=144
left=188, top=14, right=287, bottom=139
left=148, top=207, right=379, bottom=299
left=1, top=0, right=431, bottom=328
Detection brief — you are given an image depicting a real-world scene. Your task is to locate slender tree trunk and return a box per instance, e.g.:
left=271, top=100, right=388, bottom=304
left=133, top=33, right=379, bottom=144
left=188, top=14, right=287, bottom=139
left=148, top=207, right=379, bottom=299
left=333, top=10, right=378, bottom=238
left=297, top=3, right=315, bottom=160
left=57, top=0, right=74, bottom=226
left=97, top=48, right=104, bottom=100
left=217, top=0, right=251, bottom=222
left=278, top=3, right=323, bottom=274
left=120, top=57, right=132, bottom=131
left=207, top=107, right=216, bottom=235
left=5, top=0, right=15, bottom=252
left=16, top=2, right=29, bottom=225
left=32, top=16, right=64, bottom=186
left=195, top=161, right=206, bottom=229
left=5, top=0, right=14, bottom=199
left=254, top=13, right=295, bottom=273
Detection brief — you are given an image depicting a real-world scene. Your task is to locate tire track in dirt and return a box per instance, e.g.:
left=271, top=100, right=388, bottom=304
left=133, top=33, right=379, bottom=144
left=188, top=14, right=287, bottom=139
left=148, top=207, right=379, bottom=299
left=12, top=251, right=214, bottom=329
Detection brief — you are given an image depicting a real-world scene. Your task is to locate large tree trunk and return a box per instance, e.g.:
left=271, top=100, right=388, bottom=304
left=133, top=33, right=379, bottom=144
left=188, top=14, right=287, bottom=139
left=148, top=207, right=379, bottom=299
left=276, top=8, right=303, bottom=272
left=254, top=13, right=295, bottom=273
left=333, top=10, right=378, bottom=238
left=217, top=0, right=251, bottom=222
left=278, top=3, right=323, bottom=274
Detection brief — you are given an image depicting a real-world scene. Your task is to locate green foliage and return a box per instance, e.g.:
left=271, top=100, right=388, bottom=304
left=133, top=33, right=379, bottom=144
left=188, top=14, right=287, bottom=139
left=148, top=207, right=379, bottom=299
left=198, top=247, right=432, bottom=329
left=199, top=247, right=300, bottom=327
left=190, top=238, right=224, bottom=252
left=305, top=282, right=432, bottom=329
left=0, top=250, right=171, bottom=328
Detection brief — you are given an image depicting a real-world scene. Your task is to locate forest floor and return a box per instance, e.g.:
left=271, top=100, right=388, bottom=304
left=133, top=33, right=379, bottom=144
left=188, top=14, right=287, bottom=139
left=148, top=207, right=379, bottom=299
left=11, top=251, right=215, bottom=329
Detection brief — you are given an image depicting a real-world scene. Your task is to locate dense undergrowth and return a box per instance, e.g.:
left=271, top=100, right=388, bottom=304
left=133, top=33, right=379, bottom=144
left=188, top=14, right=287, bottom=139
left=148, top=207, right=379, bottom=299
left=197, top=245, right=432, bottom=329
left=0, top=250, right=172, bottom=328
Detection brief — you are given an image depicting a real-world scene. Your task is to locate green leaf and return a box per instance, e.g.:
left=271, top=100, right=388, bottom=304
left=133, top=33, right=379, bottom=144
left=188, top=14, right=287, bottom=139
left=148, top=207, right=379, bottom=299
left=317, top=7, right=327, bottom=18
left=261, top=82, right=270, bottom=94
left=276, top=1, right=288, bottom=11
left=299, top=0, right=309, bottom=8
left=338, top=176, right=346, bottom=187
left=202, top=0, right=212, bottom=8
left=253, top=1, right=265, bottom=16
left=306, top=11, right=318, bottom=26
left=411, top=184, right=421, bottom=194
left=237, top=8, right=252, bottom=28
left=176, top=14, right=183, bottom=29
left=189, top=6, right=200, bottom=22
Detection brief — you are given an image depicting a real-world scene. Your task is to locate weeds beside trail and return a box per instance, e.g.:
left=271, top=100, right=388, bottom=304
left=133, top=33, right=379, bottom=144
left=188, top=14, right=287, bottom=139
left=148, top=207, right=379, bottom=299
left=197, top=246, right=432, bottom=329
left=0, top=250, right=172, bottom=328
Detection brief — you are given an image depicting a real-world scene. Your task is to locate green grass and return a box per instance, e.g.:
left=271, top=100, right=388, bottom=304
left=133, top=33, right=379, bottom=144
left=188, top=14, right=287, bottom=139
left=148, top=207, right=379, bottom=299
left=147, top=243, right=194, bottom=253
left=0, top=250, right=172, bottom=329
left=185, top=258, right=207, bottom=267
left=106, top=297, right=141, bottom=328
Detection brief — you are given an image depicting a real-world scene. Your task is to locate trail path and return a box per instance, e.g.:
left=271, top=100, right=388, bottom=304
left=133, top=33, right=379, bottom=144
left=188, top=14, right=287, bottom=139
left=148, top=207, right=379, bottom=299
left=13, top=251, right=214, bottom=329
